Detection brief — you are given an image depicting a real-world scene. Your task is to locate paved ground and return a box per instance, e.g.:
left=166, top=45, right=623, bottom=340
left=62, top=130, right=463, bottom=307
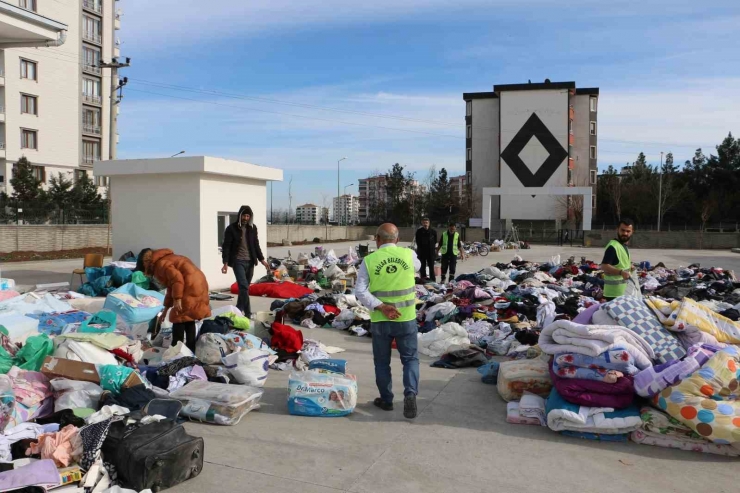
left=3, top=244, right=740, bottom=492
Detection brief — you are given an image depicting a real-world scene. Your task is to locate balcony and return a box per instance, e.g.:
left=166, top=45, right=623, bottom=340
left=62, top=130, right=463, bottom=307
left=82, top=0, right=102, bottom=15
left=82, top=31, right=102, bottom=45
left=115, top=10, right=121, bottom=30
left=83, top=123, right=101, bottom=136
left=82, top=94, right=102, bottom=105
left=83, top=64, right=101, bottom=75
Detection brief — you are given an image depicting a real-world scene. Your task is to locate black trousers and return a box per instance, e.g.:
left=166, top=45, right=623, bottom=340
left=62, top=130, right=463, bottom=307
left=418, top=252, right=435, bottom=279
left=234, top=260, right=255, bottom=317
left=172, top=321, right=197, bottom=354
left=441, top=254, right=457, bottom=281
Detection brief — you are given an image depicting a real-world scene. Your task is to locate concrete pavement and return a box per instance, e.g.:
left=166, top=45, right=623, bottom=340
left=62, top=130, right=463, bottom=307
left=3, top=244, right=740, bottom=492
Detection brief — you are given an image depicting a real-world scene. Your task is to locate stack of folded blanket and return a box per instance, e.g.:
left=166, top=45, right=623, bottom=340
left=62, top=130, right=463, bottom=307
left=545, top=388, right=642, bottom=437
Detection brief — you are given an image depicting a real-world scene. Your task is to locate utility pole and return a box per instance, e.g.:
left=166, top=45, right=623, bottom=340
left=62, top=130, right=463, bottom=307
left=99, top=57, right=130, bottom=160
left=657, top=151, right=663, bottom=232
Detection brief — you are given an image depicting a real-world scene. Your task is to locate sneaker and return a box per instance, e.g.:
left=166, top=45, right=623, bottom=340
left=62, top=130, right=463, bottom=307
left=373, top=398, right=394, bottom=411
left=404, top=395, right=417, bottom=419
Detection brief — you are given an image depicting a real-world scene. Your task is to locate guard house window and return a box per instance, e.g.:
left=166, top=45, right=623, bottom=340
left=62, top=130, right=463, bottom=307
left=589, top=169, right=597, bottom=185
left=590, top=97, right=597, bottom=112
left=589, top=145, right=597, bottom=159
left=466, top=101, right=472, bottom=116
left=466, top=125, right=472, bottom=139
left=590, top=121, right=597, bottom=135
left=466, top=148, right=472, bottom=161
left=21, top=94, right=38, bottom=115
left=20, top=59, right=37, bottom=80
left=591, top=194, right=597, bottom=208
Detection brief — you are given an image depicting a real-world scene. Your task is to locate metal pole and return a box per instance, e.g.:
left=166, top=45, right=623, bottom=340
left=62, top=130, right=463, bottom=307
left=657, top=151, right=663, bottom=232
left=337, top=160, right=340, bottom=226
left=270, top=181, right=273, bottom=223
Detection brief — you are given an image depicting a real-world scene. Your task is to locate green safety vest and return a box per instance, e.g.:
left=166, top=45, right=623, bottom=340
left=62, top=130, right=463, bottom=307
left=364, top=246, right=417, bottom=323
left=439, top=231, right=460, bottom=256
left=603, top=239, right=631, bottom=298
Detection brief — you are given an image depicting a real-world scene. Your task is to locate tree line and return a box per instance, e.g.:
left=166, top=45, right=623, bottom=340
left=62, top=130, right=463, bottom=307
left=0, top=156, right=107, bottom=224
left=596, top=133, right=739, bottom=229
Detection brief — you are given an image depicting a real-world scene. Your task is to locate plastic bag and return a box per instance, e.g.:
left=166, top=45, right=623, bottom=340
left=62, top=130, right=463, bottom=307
left=111, top=268, right=133, bottom=287
left=51, top=379, right=103, bottom=412
left=550, top=255, right=561, bottom=266
left=195, top=333, right=230, bottom=365
left=162, top=341, right=194, bottom=362
left=103, top=283, right=165, bottom=324
left=79, top=310, right=117, bottom=334
left=0, top=375, right=15, bottom=432
left=15, top=334, right=54, bottom=371
left=131, top=271, right=150, bottom=290
left=170, top=380, right=263, bottom=426
left=477, top=361, right=500, bottom=384
left=54, top=340, right=118, bottom=366
left=221, top=348, right=270, bottom=386
left=324, top=264, right=344, bottom=280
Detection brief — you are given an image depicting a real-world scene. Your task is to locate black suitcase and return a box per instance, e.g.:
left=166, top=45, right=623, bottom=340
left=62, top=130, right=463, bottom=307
left=101, top=420, right=204, bottom=492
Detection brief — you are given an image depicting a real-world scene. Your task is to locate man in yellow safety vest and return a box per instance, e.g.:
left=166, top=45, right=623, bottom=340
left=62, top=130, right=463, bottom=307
left=600, top=218, right=634, bottom=301
left=356, top=223, right=421, bottom=419
left=436, top=222, right=465, bottom=284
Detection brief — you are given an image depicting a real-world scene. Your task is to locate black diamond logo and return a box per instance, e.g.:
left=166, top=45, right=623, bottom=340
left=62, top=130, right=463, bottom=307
left=500, top=113, right=568, bottom=187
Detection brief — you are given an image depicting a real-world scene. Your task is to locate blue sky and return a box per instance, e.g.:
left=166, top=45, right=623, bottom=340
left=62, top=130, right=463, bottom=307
left=117, top=0, right=740, bottom=210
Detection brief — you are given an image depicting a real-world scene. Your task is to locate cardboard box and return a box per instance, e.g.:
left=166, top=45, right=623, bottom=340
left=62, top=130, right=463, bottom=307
left=41, top=357, right=100, bottom=384
left=122, top=371, right=144, bottom=389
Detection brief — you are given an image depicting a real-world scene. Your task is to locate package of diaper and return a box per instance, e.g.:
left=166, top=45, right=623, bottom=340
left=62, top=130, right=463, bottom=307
left=287, top=370, right=357, bottom=417
left=307, top=359, right=348, bottom=374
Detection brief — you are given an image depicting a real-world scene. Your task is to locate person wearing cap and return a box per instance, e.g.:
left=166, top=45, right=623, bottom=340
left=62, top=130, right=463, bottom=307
left=356, top=223, right=421, bottom=419
left=221, top=205, right=271, bottom=317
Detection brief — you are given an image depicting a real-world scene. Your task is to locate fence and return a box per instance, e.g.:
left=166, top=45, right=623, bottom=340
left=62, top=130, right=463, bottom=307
left=0, top=206, right=109, bottom=225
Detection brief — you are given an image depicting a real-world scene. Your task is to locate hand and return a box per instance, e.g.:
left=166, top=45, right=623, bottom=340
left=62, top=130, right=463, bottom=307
left=221, top=264, right=228, bottom=274
left=173, top=299, right=183, bottom=313
left=621, top=270, right=630, bottom=280
left=261, top=260, right=270, bottom=270
left=378, top=303, right=401, bottom=320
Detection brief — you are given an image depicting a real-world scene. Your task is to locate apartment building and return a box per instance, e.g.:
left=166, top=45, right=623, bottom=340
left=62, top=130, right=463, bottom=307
left=463, top=80, right=598, bottom=227
left=296, top=203, right=320, bottom=224
left=449, top=174, right=467, bottom=199
left=358, top=175, right=425, bottom=222
left=332, top=194, right=358, bottom=225
left=0, top=0, right=122, bottom=197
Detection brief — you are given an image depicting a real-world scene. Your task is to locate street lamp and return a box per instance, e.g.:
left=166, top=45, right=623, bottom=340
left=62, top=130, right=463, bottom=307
left=657, top=151, right=664, bottom=232
left=170, top=151, right=185, bottom=158
left=343, top=183, right=354, bottom=225
left=337, top=157, right=347, bottom=225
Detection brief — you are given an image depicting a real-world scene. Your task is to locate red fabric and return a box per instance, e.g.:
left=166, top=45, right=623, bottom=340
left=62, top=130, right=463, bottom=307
left=323, top=305, right=340, bottom=315
left=230, top=281, right=313, bottom=299
left=109, top=348, right=136, bottom=366
left=271, top=322, right=304, bottom=353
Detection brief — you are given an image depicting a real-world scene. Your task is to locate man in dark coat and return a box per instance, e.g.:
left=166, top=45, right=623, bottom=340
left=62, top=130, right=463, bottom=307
left=414, top=217, right=437, bottom=281
left=222, top=205, right=270, bottom=317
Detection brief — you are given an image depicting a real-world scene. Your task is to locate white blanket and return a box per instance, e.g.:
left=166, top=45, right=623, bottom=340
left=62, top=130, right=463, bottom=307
left=539, top=319, right=655, bottom=370
left=547, top=405, right=643, bottom=433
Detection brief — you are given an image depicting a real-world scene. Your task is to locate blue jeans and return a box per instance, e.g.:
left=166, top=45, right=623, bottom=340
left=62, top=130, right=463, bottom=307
left=371, top=320, right=419, bottom=403
left=233, top=260, right=254, bottom=317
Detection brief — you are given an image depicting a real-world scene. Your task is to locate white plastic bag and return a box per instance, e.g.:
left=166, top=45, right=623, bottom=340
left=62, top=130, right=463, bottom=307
left=195, top=333, right=230, bottom=365
left=54, top=340, right=119, bottom=366
left=550, top=255, right=561, bottom=266
left=324, top=264, right=344, bottom=280
left=170, top=380, right=263, bottom=426
left=162, top=341, right=195, bottom=362
left=51, top=379, right=103, bottom=412
left=221, top=348, right=270, bottom=387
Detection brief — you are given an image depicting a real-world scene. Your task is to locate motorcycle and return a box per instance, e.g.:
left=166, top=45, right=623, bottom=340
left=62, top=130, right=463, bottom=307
left=461, top=241, right=489, bottom=257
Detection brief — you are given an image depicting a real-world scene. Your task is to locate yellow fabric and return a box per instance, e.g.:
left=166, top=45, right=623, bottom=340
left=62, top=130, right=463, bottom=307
left=439, top=231, right=460, bottom=256
left=673, top=298, right=740, bottom=344
left=645, top=297, right=681, bottom=327
left=364, top=246, right=416, bottom=323
left=603, top=240, right=630, bottom=298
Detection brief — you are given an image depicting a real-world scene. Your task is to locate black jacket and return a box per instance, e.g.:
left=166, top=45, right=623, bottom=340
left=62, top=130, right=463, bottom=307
left=222, top=205, right=265, bottom=267
left=415, top=227, right=438, bottom=255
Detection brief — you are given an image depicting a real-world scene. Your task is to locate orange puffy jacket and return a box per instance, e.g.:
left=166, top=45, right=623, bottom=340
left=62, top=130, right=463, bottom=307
left=148, top=249, right=211, bottom=323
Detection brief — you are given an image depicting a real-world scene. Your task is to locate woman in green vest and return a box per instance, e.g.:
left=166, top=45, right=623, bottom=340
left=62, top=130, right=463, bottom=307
left=600, top=218, right=634, bottom=300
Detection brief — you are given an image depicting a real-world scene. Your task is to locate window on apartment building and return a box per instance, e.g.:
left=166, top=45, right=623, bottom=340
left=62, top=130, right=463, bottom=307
left=589, top=145, right=597, bottom=159
left=83, top=140, right=101, bottom=162
left=591, top=194, right=597, bottom=209
left=590, top=121, right=597, bottom=135
left=466, top=125, right=472, bottom=139
left=75, top=169, right=88, bottom=181
left=19, top=0, right=36, bottom=11
left=20, top=59, right=37, bottom=81
left=466, top=101, right=472, bottom=116
left=21, top=129, right=37, bottom=150
left=589, top=169, right=597, bottom=185
left=82, top=46, right=101, bottom=69
left=83, top=16, right=102, bottom=41
left=466, top=148, right=472, bottom=161
left=83, top=108, right=101, bottom=126
left=21, top=94, right=38, bottom=115
left=590, top=97, right=597, bottom=112
left=83, top=78, right=101, bottom=97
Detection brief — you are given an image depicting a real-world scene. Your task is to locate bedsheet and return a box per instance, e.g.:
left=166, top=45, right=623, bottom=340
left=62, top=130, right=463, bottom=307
left=634, top=344, right=719, bottom=398
left=673, top=297, right=740, bottom=345
left=550, top=362, right=635, bottom=409
left=497, top=357, right=552, bottom=402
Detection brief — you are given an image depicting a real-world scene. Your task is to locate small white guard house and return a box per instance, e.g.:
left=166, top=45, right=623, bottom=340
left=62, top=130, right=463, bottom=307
left=95, top=156, right=283, bottom=290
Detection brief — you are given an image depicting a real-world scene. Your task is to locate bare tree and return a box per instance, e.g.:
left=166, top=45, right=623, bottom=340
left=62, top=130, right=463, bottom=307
left=555, top=170, right=587, bottom=229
